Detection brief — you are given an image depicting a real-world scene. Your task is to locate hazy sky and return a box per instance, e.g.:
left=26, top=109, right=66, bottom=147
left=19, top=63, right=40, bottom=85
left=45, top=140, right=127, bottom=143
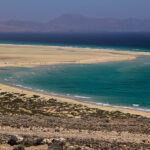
left=0, top=0, right=150, bottom=22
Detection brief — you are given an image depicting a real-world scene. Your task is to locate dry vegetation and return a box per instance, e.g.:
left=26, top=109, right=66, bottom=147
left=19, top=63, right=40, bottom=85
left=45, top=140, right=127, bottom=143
left=0, top=90, right=150, bottom=149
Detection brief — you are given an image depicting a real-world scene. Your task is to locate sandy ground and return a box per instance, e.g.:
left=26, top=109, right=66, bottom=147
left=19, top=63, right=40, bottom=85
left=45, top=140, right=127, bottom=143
left=0, top=126, right=150, bottom=144
left=0, top=144, right=48, bottom=150
left=0, top=44, right=150, bottom=117
left=0, top=125, right=150, bottom=150
left=0, top=44, right=145, bottom=67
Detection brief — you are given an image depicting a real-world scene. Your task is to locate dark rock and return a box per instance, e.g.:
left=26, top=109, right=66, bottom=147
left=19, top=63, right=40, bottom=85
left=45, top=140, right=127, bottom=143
left=35, top=137, right=44, bottom=145
left=75, top=147, right=82, bottom=150
left=33, top=95, right=40, bottom=98
left=8, top=135, right=24, bottom=146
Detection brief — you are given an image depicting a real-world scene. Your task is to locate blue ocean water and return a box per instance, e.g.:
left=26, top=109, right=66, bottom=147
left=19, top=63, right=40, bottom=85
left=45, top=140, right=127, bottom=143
left=0, top=33, right=150, bottom=111
left=0, top=32, right=150, bottom=52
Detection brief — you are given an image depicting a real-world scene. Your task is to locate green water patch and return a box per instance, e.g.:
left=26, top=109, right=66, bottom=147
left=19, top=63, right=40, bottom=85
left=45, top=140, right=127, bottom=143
left=1, top=56, right=150, bottom=111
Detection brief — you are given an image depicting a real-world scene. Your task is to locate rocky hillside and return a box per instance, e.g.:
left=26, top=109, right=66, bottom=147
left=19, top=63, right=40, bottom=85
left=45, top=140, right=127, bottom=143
left=0, top=90, right=150, bottom=149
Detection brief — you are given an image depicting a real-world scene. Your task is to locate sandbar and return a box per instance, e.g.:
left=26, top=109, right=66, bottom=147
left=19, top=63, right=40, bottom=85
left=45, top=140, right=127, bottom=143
left=0, top=43, right=147, bottom=67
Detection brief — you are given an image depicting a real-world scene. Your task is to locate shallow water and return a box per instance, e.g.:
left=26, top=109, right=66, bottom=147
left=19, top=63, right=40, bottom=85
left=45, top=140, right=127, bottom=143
left=1, top=56, right=150, bottom=111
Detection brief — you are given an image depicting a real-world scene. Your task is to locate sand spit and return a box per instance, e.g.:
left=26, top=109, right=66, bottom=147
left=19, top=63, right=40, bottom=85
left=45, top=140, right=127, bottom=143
left=0, top=44, right=143, bottom=67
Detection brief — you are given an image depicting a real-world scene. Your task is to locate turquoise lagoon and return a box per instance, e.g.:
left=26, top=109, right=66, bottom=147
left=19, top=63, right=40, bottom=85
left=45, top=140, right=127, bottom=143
left=0, top=55, right=150, bottom=111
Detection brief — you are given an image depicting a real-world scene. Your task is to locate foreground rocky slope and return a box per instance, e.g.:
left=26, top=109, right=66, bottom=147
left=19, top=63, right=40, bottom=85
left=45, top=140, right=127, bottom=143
left=0, top=90, right=150, bottom=150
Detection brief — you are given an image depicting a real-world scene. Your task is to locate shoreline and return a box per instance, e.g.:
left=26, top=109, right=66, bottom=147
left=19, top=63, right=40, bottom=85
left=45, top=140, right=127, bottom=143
left=0, top=83, right=150, bottom=118
left=12, top=82, right=150, bottom=114
left=1, top=42, right=150, bottom=53
left=0, top=42, right=150, bottom=54
left=0, top=44, right=150, bottom=118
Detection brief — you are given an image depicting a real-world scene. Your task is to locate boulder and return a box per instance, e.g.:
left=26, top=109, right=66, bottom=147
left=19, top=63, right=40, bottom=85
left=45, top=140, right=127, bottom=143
left=8, top=135, right=24, bottom=146
left=52, top=138, right=66, bottom=144
left=35, top=137, right=44, bottom=145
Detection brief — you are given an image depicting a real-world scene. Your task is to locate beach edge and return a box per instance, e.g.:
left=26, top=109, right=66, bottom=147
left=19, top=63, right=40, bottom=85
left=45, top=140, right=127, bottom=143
left=0, top=83, right=150, bottom=118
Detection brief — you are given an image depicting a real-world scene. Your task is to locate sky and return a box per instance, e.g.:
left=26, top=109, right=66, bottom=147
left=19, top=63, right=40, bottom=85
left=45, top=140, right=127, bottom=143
left=0, top=0, right=150, bottom=22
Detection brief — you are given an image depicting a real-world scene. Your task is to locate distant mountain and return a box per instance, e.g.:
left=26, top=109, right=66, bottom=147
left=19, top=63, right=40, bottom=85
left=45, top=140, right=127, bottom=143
left=0, top=20, right=44, bottom=32
left=0, top=13, right=150, bottom=32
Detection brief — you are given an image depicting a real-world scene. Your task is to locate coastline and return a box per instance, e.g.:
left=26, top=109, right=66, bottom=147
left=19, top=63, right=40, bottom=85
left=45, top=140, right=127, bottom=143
left=0, top=44, right=150, bottom=117
left=0, top=43, right=144, bottom=67
left=0, top=83, right=150, bottom=118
